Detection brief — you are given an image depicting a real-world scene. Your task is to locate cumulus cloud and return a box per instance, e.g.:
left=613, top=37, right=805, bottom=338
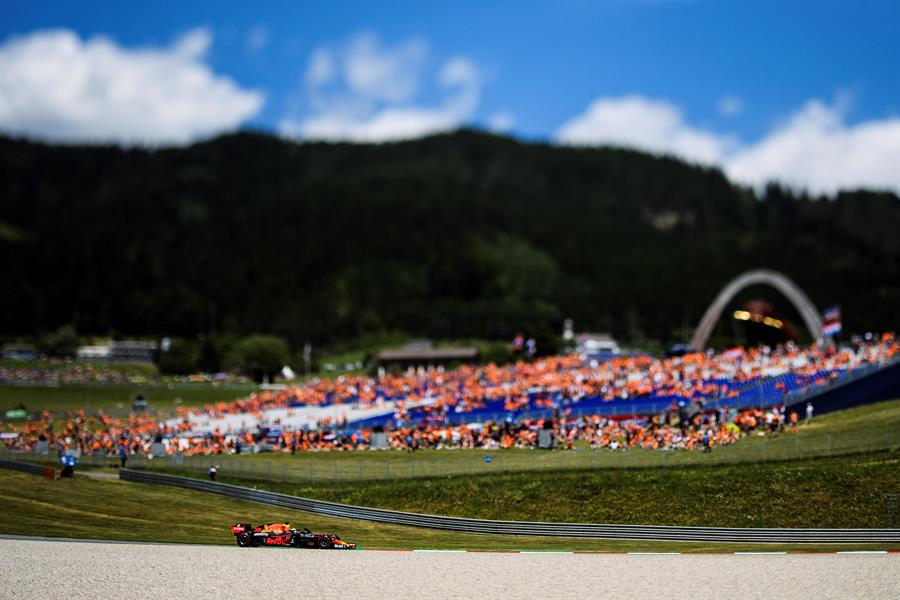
left=556, top=95, right=733, bottom=164
left=0, top=28, right=264, bottom=145
left=725, top=100, right=900, bottom=194
left=556, top=95, right=900, bottom=195
left=280, top=32, right=482, bottom=142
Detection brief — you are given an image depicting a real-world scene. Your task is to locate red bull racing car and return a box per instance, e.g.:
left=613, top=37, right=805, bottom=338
left=231, top=523, right=357, bottom=549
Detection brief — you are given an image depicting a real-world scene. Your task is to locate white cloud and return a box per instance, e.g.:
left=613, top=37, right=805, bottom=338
left=487, top=112, right=515, bottom=133
left=718, top=95, right=744, bottom=117
left=342, top=33, right=427, bottom=103
left=725, top=100, right=900, bottom=194
left=0, top=28, right=264, bottom=145
left=246, top=26, right=269, bottom=53
left=556, top=95, right=733, bottom=164
left=556, top=95, right=900, bottom=195
left=281, top=33, right=482, bottom=142
left=283, top=106, right=463, bottom=142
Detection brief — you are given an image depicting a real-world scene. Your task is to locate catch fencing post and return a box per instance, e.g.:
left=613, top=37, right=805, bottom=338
left=886, top=494, right=899, bottom=528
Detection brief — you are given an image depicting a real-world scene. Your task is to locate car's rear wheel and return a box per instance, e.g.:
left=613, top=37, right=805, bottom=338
left=236, top=533, right=253, bottom=547
left=317, top=537, right=332, bottom=549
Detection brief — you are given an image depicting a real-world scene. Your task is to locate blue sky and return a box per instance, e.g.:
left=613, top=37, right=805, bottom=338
left=2, top=1, right=898, bottom=194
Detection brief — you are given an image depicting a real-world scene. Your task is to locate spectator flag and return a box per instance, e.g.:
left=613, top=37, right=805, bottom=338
left=822, top=305, right=842, bottom=336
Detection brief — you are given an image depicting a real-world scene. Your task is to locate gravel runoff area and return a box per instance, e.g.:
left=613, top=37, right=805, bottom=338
left=2, top=538, right=899, bottom=600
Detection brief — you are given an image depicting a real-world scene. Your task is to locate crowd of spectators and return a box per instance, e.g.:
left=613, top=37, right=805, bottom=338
left=175, top=333, right=898, bottom=422
left=1, top=404, right=798, bottom=456
left=0, top=362, right=154, bottom=385
left=1, top=334, right=896, bottom=458
left=0, top=362, right=249, bottom=385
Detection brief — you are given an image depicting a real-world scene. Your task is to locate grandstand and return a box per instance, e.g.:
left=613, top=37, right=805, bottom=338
left=2, top=333, right=897, bottom=457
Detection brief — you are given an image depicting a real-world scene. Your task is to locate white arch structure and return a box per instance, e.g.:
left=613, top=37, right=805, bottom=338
left=689, top=269, right=824, bottom=351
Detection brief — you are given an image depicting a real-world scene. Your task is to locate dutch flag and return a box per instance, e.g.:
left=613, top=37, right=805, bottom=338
left=822, top=306, right=842, bottom=336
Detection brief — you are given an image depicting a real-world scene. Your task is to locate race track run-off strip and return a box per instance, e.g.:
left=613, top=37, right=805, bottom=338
left=0, top=535, right=896, bottom=554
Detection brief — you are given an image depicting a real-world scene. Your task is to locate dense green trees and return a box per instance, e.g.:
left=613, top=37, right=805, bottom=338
left=225, top=335, right=290, bottom=381
left=0, top=129, right=897, bottom=353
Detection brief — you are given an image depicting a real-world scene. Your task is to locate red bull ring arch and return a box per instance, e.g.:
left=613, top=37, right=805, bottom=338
left=690, top=269, right=824, bottom=351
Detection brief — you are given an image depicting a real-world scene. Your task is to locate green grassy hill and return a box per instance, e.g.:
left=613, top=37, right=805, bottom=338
left=106, top=399, right=900, bottom=529
left=253, top=450, right=899, bottom=528
left=0, top=470, right=895, bottom=552
left=2, top=131, right=898, bottom=349
left=7, top=398, right=899, bottom=531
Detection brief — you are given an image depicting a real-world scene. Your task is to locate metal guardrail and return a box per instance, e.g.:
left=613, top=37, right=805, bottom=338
left=0, top=458, right=57, bottom=478
left=120, top=469, right=900, bottom=544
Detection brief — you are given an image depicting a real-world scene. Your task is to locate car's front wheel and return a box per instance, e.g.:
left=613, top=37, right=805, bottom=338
left=317, top=537, right=332, bottom=549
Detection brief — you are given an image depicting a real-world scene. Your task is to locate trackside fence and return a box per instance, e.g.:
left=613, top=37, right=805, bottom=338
left=118, top=469, right=900, bottom=544
left=3, top=427, right=899, bottom=483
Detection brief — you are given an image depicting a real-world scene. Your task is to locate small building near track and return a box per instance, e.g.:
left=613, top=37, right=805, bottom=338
left=375, top=340, right=478, bottom=372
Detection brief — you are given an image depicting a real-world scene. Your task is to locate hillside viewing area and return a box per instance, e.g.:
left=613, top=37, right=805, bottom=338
left=4, top=334, right=897, bottom=459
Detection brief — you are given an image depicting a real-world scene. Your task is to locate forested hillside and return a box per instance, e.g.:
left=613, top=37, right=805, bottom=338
left=1, top=130, right=897, bottom=350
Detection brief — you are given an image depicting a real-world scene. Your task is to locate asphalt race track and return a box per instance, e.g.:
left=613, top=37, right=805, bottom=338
left=2, top=537, right=898, bottom=600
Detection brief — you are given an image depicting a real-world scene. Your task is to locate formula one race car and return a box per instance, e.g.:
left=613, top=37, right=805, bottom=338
left=231, top=523, right=357, bottom=549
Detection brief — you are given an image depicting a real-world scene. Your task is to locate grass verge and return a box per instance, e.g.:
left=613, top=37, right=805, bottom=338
left=202, top=450, right=900, bottom=529
left=0, top=470, right=896, bottom=552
